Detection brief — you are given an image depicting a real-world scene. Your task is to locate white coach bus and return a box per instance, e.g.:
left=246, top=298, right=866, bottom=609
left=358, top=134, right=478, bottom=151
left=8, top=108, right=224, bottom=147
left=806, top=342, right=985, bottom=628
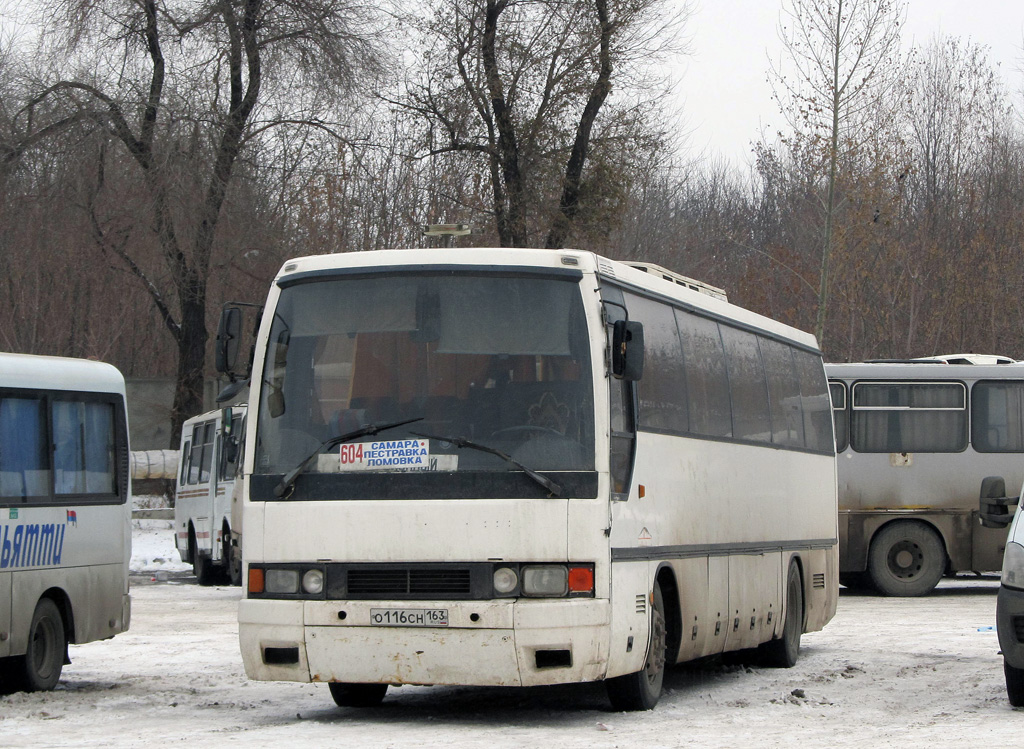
left=827, top=360, right=1024, bottom=596
left=0, top=353, right=131, bottom=691
left=174, top=405, right=246, bottom=585
left=218, top=249, right=838, bottom=711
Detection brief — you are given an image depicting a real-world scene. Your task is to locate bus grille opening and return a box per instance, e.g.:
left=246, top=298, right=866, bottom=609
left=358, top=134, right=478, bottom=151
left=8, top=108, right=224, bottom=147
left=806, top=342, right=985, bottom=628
left=346, top=567, right=473, bottom=598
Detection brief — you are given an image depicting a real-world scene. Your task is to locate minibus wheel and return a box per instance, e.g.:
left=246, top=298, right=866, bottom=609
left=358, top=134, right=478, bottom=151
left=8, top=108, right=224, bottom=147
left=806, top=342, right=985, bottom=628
left=606, top=581, right=666, bottom=711
left=19, top=598, right=65, bottom=692
left=328, top=682, right=388, bottom=707
left=867, top=521, right=946, bottom=597
left=1006, top=660, right=1024, bottom=707
left=189, top=525, right=216, bottom=586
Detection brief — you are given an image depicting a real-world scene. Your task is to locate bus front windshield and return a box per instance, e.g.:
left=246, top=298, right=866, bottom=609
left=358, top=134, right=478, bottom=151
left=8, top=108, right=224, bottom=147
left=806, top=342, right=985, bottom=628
left=253, top=272, right=595, bottom=500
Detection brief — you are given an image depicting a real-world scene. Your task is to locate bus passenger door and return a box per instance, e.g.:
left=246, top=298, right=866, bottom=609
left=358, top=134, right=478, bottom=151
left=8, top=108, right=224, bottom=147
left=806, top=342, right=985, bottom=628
left=0, top=570, right=10, bottom=658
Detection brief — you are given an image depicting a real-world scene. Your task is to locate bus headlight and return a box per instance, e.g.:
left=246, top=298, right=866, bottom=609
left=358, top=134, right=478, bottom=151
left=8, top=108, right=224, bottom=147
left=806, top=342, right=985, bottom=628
left=1003, top=542, right=1024, bottom=590
left=250, top=564, right=327, bottom=599
left=303, top=569, right=325, bottom=595
left=493, top=567, right=519, bottom=595
left=522, top=565, right=568, bottom=597
left=265, top=568, right=300, bottom=594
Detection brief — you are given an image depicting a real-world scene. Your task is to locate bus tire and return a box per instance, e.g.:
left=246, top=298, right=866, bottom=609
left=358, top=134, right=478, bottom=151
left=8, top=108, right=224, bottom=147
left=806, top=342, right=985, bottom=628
left=189, top=525, right=216, bottom=586
left=19, top=598, right=65, bottom=692
left=1006, top=660, right=1024, bottom=707
left=761, top=560, right=803, bottom=668
left=223, top=526, right=241, bottom=586
left=328, top=682, right=388, bottom=707
left=606, top=581, right=666, bottom=711
left=867, top=521, right=946, bottom=597
left=194, top=553, right=216, bottom=586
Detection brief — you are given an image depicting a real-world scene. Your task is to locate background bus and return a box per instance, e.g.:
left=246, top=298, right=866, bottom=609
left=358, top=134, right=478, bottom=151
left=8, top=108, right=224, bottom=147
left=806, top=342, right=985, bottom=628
left=174, top=405, right=246, bottom=585
left=827, top=359, right=1024, bottom=596
left=0, top=353, right=132, bottom=691
left=221, top=248, right=838, bottom=711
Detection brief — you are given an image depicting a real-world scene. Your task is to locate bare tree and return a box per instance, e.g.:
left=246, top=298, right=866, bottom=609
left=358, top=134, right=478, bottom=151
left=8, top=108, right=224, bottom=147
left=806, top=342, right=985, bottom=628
left=771, top=0, right=905, bottom=342
left=8, top=0, right=385, bottom=443
left=398, top=0, right=685, bottom=248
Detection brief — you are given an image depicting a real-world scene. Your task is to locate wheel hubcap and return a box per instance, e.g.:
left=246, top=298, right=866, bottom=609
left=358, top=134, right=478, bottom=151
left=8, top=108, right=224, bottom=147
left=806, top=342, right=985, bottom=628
left=887, top=540, right=922, bottom=579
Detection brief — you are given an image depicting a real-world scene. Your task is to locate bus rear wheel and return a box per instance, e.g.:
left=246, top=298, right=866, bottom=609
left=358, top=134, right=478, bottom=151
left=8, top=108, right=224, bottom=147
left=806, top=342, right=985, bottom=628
left=868, top=521, right=946, bottom=597
left=189, top=525, right=217, bottom=586
left=19, top=598, right=65, bottom=692
left=328, top=682, right=388, bottom=707
left=760, top=560, right=803, bottom=667
left=606, top=581, right=666, bottom=711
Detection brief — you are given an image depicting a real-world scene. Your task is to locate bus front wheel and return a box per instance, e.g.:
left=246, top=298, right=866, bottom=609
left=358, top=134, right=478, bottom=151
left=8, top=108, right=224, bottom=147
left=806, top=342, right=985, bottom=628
left=223, top=525, right=241, bottom=586
left=606, top=581, right=666, bottom=711
left=328, top=682, right=388, bottom=707
left=868, top=521, right=946, bottom=597
left=19, top=598, right=65, bottom=692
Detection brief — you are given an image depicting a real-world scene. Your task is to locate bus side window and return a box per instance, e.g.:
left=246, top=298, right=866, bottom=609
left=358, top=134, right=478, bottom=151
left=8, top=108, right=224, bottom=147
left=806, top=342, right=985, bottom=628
left=609, top=378, right=636, bottom=499
left=972, top=380, right=1024, bottom=452
left=188, top=421, right=216, bottom=484
left=828, top=381, right=848, bottom=453
left=628, top=295, right=689, bottom=434
left=53, top=400, right=116, bottom=496
left=759, top=338, right=805, bottom=448
left=719, top=326, right=771, bottom=442
left=851, top=381, right=966, bottom=453
left=676, top=311, right=731, bottom=438
left=0, top=395, right=50, bottom=499
left=180, top=441, right=192, bottom=485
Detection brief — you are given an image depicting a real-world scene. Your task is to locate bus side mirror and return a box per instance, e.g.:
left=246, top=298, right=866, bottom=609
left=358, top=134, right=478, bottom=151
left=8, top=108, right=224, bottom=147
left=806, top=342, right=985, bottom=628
left=216, top=307, right=243, bottom=375
left=979, top=476, right=1019, bottom=529
left=612, top=320, right=644, bottom=381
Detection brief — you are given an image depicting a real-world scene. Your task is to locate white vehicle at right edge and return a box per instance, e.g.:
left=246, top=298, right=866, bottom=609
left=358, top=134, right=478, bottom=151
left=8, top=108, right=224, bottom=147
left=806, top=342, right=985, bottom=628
left=996, top=493, right=1024, bottom=706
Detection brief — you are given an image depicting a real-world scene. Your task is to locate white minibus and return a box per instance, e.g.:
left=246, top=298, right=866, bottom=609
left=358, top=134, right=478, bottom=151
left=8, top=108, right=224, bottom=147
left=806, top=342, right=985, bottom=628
left=219, top=249, right=838, bottom=710
left=0, top=353, right=131, bottom=691
left=174, top=405, right=246, bottom=585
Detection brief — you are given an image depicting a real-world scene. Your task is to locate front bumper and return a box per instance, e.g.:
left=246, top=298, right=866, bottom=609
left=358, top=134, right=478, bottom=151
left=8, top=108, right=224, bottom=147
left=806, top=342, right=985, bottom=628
left=997, top=584, right=1024, bottom=669
left=239, top=597, right=610, bottom=687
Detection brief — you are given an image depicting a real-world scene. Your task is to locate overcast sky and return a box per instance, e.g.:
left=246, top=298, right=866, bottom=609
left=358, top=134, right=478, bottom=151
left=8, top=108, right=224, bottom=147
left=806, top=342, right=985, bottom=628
left=674, top=0, right=1024, bottom=165
left=2, top=0, right=1021, bottom=168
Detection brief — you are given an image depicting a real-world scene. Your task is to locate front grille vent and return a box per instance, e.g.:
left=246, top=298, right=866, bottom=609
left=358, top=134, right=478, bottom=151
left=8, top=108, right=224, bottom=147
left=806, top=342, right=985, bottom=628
left=635, top=594, right=647, bottom=614
left=344, top=566, right=473, bottom=599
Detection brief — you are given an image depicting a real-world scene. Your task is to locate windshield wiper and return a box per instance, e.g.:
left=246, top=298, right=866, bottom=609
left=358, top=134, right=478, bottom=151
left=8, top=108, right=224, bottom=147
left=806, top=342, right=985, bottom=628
left=274, top=417, right=424, bottom=498
left=410, top=431, right=563, bottom=498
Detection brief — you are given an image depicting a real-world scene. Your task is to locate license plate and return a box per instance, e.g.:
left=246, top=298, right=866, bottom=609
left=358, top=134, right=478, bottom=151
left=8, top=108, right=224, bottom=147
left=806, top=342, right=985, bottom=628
left=369, top=608, right=449, bottom=627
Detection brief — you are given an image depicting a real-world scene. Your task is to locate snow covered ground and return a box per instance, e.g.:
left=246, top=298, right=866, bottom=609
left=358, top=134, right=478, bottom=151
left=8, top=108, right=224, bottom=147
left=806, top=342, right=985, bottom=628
left=1, top=517, right=1021, bottom=747
left=130, top=517, right=193, bottom=577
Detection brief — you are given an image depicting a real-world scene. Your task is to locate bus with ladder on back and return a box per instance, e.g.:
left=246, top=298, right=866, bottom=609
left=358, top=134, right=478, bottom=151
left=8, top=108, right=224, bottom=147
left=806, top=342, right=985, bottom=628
left=174, top=405, right=246, bottom=585
left=215, top=248, right=839, bottom=710
left=826, top=356, right=1024, bottom=596
left=0, top=353, right=132, bottom=691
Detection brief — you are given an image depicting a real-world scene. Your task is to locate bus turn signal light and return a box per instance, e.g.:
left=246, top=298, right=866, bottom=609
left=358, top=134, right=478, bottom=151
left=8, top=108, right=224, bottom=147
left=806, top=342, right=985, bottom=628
left=249, top=567, right=265, bottom=594
left=568, top=566, right=594, bottom=594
